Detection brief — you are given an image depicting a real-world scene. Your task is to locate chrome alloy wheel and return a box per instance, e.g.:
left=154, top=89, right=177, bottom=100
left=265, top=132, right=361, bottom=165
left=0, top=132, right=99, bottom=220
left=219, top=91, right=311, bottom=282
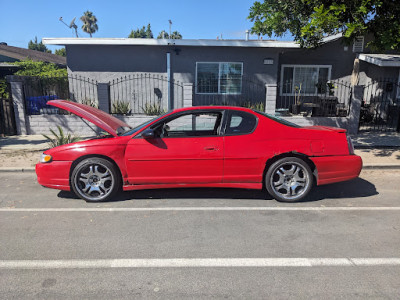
left=270, top=161, right=310, bottom=201
left=74, top=162, right=115, bottom=201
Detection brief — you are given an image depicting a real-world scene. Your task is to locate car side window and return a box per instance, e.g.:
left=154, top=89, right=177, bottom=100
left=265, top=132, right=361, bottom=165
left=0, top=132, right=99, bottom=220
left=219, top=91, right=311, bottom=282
left=157, top=112, right=222, bottom=137
left=225, top=111, right=257, bottom=135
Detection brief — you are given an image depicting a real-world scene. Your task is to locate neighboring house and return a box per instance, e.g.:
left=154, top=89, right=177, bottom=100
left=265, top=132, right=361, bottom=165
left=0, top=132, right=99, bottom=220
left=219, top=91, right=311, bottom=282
left=0, top=43, right=66, bottom=77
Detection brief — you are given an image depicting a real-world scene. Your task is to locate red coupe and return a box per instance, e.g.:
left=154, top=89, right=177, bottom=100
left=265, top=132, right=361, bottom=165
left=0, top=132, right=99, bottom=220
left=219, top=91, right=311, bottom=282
left=36, top=100, right=362, bottom=203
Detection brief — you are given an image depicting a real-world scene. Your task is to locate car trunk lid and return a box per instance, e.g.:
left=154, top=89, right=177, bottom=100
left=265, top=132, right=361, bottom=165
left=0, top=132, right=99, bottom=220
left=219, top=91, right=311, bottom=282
left=302, top=125, right=347, bottom=133
left=47, top=100, right=131, bottom=137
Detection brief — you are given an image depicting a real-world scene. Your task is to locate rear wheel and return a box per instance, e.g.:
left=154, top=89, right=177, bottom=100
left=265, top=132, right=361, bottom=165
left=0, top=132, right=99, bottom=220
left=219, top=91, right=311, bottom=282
left=71, top=158, right=120, bottom=202
left=265, top=157, right=313, bottom=202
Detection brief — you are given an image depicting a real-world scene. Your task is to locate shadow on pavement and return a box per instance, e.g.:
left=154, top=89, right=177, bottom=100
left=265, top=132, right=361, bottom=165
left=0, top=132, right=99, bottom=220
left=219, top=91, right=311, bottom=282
left=0, top=137, right=47, bottom=147
left=358, top=147, right=400, bottom=159
left=58, top=177, right=378, bottom=203
left=306, top=178, right=378, bottom=202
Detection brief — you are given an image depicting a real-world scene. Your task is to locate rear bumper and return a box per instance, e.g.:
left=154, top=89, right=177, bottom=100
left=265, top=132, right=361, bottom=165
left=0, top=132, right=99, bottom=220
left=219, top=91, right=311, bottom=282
left=311, top=155, right=362, bottom=186
left=36, top=161, right=72, bottom=191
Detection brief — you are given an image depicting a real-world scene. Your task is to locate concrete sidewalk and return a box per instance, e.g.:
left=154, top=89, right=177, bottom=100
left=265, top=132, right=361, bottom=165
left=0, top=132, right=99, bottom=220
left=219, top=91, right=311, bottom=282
left=1, top=134, right=400, bottom=172
left=0, top=135, right=49, bottom=152
left=350, top=132, right=400, bottom=148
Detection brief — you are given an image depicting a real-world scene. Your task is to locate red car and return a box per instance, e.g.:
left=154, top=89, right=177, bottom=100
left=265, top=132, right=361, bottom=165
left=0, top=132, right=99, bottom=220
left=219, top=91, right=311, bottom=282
left=36, top=100, right=362, bottom=203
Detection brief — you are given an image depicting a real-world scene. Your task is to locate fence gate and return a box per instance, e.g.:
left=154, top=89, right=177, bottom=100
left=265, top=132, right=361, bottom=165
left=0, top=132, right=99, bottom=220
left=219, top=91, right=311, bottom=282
left=23, top=75, right=98, bottom=115
left=0, top=81, right=16, bottom=136
left=109, top=74, right=183, bottom=114
left=193, top=75, right=266, bottom=110
left=359, top=79, right=400, bottom=132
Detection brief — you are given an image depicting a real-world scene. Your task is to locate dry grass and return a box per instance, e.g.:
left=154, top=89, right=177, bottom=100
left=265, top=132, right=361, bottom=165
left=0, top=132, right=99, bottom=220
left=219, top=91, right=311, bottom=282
left=0, top=150, right=42, bottom=168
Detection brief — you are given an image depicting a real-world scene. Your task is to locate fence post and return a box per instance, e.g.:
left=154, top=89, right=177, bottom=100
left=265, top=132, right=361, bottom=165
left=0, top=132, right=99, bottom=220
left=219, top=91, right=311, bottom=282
left=348, top=85, right=363, bottom=134
left=183, top=83, right=193, bottom=107
left=8, top=78, right=27, bottom=135
left=97, top=83, right=110, bottom=113
left=265, top=84, right=277, bottom=114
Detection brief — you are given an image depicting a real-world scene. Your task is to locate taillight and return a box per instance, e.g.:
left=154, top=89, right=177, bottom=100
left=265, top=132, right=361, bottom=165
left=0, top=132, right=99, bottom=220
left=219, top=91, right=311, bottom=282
left=347, top=136, right=354, bottom=155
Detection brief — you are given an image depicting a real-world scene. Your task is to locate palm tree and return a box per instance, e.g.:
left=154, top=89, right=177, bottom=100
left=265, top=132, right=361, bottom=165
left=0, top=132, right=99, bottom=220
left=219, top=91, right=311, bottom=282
left=157, top=30, right=169, bottom=39
left=80, top=11, right=98, bottom=37
left=170, top=31, right=182, bottom=39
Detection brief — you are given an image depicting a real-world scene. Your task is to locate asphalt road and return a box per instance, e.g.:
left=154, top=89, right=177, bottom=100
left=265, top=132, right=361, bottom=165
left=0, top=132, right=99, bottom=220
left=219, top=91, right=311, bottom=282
left=0, top=170, right=399, bottom=299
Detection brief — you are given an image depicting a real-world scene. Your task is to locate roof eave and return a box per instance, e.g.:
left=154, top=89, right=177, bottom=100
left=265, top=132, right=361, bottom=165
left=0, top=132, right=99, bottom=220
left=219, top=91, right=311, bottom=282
left=358, top=54, right=400, bottom=67
left=43, top=38, right=300, bottom=48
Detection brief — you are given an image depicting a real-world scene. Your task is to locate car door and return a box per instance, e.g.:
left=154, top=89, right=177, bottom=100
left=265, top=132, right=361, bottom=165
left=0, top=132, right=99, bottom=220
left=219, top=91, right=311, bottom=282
left=125, top=110, right=224, bottom=184
left=222, top=110, right=264, bottom=183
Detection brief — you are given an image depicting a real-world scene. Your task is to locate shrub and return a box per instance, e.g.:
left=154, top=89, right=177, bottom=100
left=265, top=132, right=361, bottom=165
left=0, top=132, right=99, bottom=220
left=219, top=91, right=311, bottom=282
left=240, top=101, right=265, bottom=112
left=142, top=102, right=165, bottom=115
left=112, top=100, right=131, bottom=114
left=0, top=79, right=9, bottom=98
left=42, top=126, right=81, bottom=147
left=13, top=59, right=67, bottom=77
left=81, top=98, right=98, bottom=108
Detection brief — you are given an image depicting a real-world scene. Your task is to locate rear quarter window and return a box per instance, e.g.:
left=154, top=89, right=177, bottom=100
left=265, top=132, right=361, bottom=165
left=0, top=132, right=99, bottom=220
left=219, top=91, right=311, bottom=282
left=225, top=111, right=257, bottom=135
left=254, top=110, right=301, bottom=128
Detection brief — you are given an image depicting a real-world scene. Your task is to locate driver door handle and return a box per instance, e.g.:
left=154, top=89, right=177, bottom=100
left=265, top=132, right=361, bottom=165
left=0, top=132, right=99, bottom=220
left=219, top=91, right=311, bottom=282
left=204, top=146, right=218, bottom=151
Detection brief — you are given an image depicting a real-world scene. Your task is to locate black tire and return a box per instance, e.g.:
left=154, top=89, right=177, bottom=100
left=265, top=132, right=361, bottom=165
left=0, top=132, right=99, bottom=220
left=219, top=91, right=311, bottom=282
left=265, top=157, right=313, bottom=202
left=71, top=158, right=121, bottom=202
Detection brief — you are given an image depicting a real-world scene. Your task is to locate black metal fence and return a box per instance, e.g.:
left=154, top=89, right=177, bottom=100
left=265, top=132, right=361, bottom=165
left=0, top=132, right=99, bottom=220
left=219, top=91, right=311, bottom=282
left=359, top=79, right=400, bottom=132
left=23, top=75, right=98, bottom=115
left=193, top=75, right=266, bottom=111
left=109, top=74, right=183, bottom=114
left=0, top=81, right=16, bottom=136
left=276, top=79, right=352, bottom=117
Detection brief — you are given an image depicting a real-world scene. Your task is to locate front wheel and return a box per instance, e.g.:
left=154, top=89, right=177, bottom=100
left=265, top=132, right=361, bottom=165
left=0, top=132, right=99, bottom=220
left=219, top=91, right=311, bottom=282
left=71, top=158, right=121, bottom=202
left=265, top=157, right=313, bottom=202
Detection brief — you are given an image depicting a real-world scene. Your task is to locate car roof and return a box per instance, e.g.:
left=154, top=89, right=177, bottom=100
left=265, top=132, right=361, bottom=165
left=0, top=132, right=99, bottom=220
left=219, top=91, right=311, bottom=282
left=171, top=106, right=255, bottom=114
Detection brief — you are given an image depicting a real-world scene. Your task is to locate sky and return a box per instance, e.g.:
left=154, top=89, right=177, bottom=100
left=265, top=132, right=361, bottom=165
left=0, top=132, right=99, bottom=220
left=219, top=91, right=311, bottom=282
left=0, top=0, right=292, bottom=52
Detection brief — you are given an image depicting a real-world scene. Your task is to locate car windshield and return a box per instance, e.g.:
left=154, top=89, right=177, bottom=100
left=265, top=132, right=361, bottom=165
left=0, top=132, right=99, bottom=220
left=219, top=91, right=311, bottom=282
left=254, top=110, right=301, bottom=128
left=119, top=113, right=168, bottom=136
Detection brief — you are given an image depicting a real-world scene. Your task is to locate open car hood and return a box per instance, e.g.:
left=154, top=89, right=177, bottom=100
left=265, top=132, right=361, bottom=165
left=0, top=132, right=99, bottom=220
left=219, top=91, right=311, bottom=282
left=47, top=100, right=131, bottom=137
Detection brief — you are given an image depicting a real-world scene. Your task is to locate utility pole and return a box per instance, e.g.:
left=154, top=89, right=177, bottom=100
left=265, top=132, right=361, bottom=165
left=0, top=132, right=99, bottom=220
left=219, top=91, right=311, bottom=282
left=168, top=20, right=172, bottom=37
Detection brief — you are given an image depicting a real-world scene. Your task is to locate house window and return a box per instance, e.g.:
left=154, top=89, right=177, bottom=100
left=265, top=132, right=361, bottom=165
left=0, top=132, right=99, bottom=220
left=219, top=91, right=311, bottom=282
left=353, top=36, right=364, bottom=53
left=196, top=62, right=243, bottom=94
left=280, top=64, right=332, bottom=95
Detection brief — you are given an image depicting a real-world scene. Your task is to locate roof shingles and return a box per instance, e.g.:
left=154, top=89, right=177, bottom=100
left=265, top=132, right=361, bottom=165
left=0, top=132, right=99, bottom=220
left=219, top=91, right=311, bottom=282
left=0, top=44, right=66, bottom=66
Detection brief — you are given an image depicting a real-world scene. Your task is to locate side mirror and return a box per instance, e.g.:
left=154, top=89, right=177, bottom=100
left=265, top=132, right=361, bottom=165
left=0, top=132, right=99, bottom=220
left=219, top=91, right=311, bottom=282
left=141, top=128, right=155, bottom=139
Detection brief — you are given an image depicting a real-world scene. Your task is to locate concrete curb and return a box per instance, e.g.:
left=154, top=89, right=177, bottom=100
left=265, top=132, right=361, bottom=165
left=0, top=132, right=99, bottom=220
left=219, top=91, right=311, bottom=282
left=362, top=164, right=400, bottom=170
left=355, top=146, right=400, bottom=149
left=0, top=168, right=36, bottom=172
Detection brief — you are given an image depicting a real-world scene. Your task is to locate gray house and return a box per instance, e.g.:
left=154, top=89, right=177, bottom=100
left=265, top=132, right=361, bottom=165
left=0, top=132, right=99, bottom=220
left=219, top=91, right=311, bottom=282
left=8, top=35, right=399, bottom=136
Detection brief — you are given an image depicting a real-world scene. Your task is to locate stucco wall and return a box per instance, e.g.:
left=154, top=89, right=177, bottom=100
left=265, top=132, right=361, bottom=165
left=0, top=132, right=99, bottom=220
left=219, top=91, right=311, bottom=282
left=27, top=114, right=155, bottom=135
left=278, top=38, right=358, bottom=82
left=66, top=45, right=280, bottom=84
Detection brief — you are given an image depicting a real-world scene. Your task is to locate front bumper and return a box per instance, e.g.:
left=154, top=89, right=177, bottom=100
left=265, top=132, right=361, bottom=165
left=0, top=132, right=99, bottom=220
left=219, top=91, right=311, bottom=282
left=311, top=155, right=363, bottom=186
left=36, top=161, right=73, bottom=191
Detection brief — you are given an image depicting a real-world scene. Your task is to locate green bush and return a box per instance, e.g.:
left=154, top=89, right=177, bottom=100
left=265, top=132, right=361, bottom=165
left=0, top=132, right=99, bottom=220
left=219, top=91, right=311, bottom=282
left=240, top=101, right=265, bottom=112
left=42, top=126, right=81, bottom=147
left=14, top=58, right=67, bottom=77
left=81, top=98, right=98, bottom=108
left=142, top=102, right=165, bottom=115
left=0, top=79, right=9, bottom=98
left=112, top=100, right=131, bottom=114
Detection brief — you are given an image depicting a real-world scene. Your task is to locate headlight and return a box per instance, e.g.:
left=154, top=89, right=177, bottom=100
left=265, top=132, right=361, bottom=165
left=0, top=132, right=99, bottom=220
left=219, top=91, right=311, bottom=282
left=40, top=153, right=52, bottom=163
